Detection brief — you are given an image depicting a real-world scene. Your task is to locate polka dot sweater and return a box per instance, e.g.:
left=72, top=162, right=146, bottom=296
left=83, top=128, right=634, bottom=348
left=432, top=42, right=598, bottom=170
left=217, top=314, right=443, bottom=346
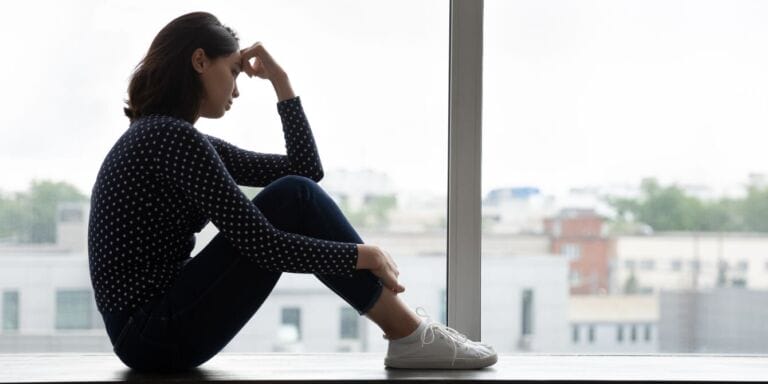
left=88, top=96, right=360, bottom=314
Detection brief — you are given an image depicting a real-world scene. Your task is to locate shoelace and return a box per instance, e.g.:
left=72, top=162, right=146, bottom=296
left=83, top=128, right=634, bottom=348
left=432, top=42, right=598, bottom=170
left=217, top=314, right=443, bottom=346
left=415, top=306, right=472, bottom=367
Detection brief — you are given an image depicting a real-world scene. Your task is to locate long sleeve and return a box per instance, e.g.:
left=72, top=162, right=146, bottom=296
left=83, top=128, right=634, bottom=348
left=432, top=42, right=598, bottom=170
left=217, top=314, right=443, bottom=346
left=202, top=96, right=324, bottom=187
left=152, top=117, right=359, bottom=277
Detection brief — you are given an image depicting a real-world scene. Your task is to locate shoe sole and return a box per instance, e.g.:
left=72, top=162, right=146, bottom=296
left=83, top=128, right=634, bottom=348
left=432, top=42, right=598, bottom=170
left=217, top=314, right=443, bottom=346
left=384, top=353, right=498, bottom=369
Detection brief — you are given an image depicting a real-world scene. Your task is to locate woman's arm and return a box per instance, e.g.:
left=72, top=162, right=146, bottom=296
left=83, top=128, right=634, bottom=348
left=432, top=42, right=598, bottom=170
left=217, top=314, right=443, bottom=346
left=270, top=73, right=295, bottom=102
left=154, top=117, right=359, bottom=278
left=202, top=96, right=324, bottom=187
left=356, top=244, right=406, bottom=294
left=213, top=43, right=323, bottom=185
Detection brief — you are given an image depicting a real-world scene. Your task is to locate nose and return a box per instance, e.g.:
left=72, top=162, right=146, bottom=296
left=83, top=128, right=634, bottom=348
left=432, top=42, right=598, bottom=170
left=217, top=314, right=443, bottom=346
left=232, top=83, right=240, bottom=99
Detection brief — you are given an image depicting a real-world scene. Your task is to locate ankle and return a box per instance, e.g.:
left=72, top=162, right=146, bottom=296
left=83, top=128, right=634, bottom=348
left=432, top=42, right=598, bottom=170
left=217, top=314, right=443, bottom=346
left=386, top=318, right=422, bottom=340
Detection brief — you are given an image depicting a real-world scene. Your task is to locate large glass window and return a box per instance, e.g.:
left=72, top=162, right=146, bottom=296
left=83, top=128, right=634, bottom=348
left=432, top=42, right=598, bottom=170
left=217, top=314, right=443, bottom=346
left=483, top=0, right=768, bottom=354
left=0, top=0, right=447, bottom=353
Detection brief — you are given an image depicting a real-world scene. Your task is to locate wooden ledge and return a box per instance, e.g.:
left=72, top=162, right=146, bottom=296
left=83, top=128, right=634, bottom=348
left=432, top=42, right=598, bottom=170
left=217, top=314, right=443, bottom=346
left=1, top=353, right=766, bottom=383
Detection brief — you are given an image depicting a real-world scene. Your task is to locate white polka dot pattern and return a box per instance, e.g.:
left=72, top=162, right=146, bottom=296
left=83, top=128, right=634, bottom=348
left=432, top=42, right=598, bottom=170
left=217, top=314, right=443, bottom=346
left=88, top=96, right=360, bottom=314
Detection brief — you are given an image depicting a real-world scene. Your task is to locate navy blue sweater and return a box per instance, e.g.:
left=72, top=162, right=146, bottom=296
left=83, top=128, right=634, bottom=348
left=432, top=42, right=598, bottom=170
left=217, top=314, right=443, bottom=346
left=88, top=96, right=360, bottom=316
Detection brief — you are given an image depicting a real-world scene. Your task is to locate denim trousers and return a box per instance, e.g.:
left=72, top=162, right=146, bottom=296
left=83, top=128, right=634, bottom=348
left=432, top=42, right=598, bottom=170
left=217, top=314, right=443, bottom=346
left=106, top=175, right=384, bottom=373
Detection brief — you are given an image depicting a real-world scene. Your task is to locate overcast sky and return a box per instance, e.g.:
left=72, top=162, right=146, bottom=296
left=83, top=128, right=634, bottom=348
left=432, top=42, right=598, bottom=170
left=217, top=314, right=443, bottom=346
left=2, top=0, right=767, bottom=198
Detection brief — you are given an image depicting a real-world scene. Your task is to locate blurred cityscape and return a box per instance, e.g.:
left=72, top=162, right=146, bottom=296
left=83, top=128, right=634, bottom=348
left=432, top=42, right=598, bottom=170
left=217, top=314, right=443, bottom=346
left=1, top=169, right=768, bottom=354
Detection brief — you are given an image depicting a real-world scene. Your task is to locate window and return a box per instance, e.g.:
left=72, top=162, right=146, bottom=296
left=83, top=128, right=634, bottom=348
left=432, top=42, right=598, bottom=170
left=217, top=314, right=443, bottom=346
left=2, top=290, right=19, bottom=332
left=588, top=325, right=595, bottom=343
left=572, top=325, right=579, bottom=343
left=639, top=260, right=655, bottom=271
left=521, top=289, right=534, bottom=336
left=339, top=307, right=359, bottom=340
left=644, top=323, right=652, bottom=342
left=483, top=0, right=768, bottom=355
left=1, top=0, right=448, bottom=353
left=569, top=270, right=582, bottom=286
left=55, top=289, right=92, bottom=330
left=561, top=243, right=581, bottom=259
left=690, top=260, right=702, bottom=271
left=281, top=307, right=302, bottom=342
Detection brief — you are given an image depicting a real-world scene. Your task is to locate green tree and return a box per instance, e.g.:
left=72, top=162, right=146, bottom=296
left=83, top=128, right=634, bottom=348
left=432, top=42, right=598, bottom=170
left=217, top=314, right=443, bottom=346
left=0, top=179, right=88, bottom=243
left=605, top=177, right=764, bottom=233
left=337, top=194, right=397, bottom=230
left=741, top=185, right=768, bottom=232
left=624, top=270, right=639, bottom=294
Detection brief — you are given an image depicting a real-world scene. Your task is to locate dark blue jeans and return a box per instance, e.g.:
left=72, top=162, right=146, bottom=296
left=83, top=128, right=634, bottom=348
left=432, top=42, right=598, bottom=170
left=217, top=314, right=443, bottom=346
left=105, top=175, right=384, bottom=373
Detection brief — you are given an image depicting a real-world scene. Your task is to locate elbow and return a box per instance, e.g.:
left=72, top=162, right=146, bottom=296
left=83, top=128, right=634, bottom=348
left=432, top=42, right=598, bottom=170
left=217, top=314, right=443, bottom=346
left=311, top=168, right=324, bottom=182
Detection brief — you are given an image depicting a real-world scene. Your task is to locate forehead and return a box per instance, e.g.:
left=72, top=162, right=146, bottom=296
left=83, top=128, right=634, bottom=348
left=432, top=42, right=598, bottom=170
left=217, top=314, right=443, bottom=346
left=214, top=51, right=241, bottom=67
left=220, top=51, right=242, bottom=65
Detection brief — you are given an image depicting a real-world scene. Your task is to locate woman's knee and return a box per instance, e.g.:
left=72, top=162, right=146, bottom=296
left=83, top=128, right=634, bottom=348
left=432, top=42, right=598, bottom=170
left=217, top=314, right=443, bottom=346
left=253, top=175, right=319, bottom=204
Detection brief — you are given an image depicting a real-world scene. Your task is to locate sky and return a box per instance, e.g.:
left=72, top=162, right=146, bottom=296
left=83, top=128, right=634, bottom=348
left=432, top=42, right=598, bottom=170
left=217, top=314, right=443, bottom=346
left=2, top=0, right=768, bottom=199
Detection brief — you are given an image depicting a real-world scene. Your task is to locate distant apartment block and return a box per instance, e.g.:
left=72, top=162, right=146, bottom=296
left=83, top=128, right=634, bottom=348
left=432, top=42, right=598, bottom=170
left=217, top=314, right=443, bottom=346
left=612, top=233, right=768, bottom=294
left=568, top=294, right=658, bottom=353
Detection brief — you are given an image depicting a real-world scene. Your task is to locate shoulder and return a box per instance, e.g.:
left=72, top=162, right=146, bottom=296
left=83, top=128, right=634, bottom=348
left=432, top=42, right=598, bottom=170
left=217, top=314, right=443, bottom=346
left=133, top=114, right=200, bottom=138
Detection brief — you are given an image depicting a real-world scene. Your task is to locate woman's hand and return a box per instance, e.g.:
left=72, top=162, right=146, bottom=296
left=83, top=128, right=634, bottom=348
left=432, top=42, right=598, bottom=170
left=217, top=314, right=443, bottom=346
left=357, top=244, right=406, bottom=294
left=240, top=42, right=295, bottom=101
left=240, top=42, right=286, bottom=81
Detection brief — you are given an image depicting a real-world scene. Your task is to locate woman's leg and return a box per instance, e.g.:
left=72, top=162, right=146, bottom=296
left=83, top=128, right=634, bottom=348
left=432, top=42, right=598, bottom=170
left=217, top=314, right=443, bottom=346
left=283, top=175, right=422, bottom=339
left=142, top=175, right=386, bottom=370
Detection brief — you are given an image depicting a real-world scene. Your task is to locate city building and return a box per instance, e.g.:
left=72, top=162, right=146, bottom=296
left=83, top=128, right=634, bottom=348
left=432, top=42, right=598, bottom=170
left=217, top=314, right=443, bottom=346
left=544, top=208, right=615, bottom=295
left=612, top=233, right=768, bottom=294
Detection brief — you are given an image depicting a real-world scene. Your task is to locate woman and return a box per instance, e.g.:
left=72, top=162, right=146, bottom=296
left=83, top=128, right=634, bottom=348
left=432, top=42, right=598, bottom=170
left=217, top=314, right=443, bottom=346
left=88, top=11, right=497, bottom=373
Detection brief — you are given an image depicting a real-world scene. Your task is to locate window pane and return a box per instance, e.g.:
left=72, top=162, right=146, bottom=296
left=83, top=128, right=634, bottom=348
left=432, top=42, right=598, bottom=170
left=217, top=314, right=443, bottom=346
left=55, top=290, right=92, bottom=330
left=0, top=0, right=447, bottom=353
left=483, top=0, right=768, bottom=354
left=521, top=289, right=534, bottom=336
left=339, top=307, right=359, bottom=340
left=2, top=291, right=19, bottom=332
left=281, top=307, right=302, bottom=342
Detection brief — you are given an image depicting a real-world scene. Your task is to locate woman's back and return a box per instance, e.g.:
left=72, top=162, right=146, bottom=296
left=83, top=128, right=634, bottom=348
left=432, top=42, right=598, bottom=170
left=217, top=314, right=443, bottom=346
left=88, top=114, right=207, bottom=315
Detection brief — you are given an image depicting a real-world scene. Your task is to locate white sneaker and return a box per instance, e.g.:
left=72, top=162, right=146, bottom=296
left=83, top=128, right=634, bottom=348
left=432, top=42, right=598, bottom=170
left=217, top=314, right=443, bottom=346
left=384, top=307, right=498, bottom=369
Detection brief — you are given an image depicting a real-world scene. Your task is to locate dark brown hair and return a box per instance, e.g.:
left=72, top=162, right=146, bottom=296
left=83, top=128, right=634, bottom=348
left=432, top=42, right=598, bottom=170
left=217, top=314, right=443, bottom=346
left=123, top=12, right=239, bottom=123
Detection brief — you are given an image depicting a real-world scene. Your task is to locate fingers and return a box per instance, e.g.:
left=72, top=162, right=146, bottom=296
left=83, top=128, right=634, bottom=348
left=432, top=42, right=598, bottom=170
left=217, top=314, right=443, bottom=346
left=240, top=42, right=264, bottom=78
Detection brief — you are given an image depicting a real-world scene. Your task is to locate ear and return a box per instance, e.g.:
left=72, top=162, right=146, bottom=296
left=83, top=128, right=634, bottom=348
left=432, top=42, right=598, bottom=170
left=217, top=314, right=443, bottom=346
left=191, top=48, right=209, bottom=74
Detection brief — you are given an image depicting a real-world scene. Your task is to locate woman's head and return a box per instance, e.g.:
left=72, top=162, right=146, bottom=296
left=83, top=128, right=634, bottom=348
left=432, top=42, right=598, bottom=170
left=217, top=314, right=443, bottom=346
left=124, top=12, right=242, bottom=123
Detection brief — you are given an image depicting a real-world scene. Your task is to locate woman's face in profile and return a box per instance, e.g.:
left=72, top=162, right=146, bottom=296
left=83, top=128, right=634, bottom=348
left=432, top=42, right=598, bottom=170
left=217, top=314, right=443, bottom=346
left=195, top=49, right=242, bottom=120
